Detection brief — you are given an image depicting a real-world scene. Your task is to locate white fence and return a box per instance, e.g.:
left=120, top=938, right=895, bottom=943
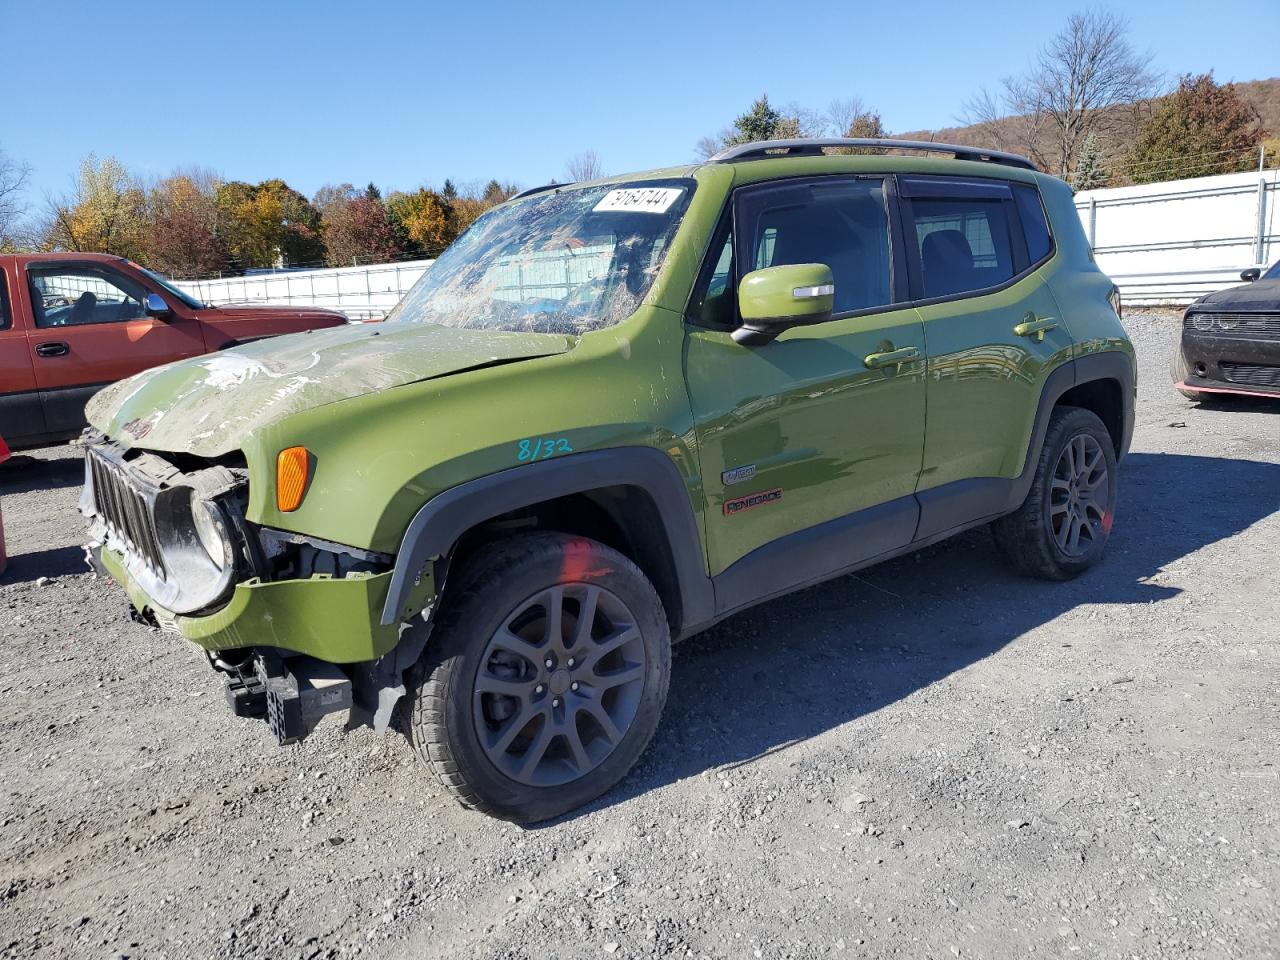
left=1075, top=168, right=1277, bottom=305
left=171, top=168, right=1279, bottom=315
left=173, top=259, right=435, bottom=320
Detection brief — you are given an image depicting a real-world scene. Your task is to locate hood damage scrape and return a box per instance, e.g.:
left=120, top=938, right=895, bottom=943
left=87, top=323, right=575, bottom=457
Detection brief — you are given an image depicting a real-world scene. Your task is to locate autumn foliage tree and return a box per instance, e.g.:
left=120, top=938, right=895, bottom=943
left=28, top=152, right=518, bottom=274
left=318, top=185, right=404, bottom=266
left=43, top=155, right=147, bottom=259
left=1126, top=73, right=1264, bottom=184
left=386, top=188, right=454, bottom=257
left=215, top=178, right=324, bottom=270
left=143, top=171, right=226, bottom=276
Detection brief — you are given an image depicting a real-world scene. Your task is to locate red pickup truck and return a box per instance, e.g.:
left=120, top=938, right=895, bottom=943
left=0, top=253, right=346, bottom=449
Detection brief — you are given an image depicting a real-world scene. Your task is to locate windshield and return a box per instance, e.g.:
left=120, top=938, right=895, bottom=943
left=1264, top=261, right=1280, bottom=280
left=139, top=267, right=206, bottom=309
left=385, top=179, right=694, bottom=335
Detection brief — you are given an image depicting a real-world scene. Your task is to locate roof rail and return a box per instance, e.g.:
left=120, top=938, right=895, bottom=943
left=511, top=182, right=570, bottom=200
left=708, top=138, right=1037, bottom=171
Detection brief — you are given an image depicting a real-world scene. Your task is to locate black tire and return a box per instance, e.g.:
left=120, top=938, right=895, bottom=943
left=1170, top=345, right=1204, bottom=401
left=402, top=532, right=671, bottom=823
left=992, top=406, right=1119, bottom=581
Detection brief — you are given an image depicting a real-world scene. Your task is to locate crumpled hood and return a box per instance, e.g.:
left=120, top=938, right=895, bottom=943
left=1192, top=279, right=1280, bottom=310
left=87, top=322, right=575, bottom=456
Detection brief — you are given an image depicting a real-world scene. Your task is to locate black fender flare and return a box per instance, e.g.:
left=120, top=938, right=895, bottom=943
left=380, top=446, right=715, bottom=631
left=1014, top=350, right=1136, bottom=502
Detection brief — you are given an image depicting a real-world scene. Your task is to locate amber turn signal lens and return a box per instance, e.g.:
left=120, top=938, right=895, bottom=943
left=276, top=446, right=310, bottom=512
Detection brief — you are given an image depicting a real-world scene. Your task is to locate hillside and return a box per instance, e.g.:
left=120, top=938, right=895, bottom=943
left=894, top=76, right=1279, bottom=174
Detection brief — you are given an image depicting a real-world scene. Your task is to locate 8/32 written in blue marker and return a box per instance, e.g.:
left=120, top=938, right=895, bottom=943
left=517, top=437, right=573, bottom=462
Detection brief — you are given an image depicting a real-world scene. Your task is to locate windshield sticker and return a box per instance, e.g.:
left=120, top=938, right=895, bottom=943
left=592, top=187, right=683, bottom=215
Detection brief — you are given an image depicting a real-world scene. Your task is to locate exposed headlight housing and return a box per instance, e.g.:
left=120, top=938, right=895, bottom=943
left=152, top=489, right=238, bottom=614
left=84, top=445, right=248, bottom=617
left=191, top=490, right=233, bottom=570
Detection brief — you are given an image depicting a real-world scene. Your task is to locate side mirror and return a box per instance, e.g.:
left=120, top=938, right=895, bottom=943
left=144, top=293, right=172, bottom=318
left=732, top=263, right=835, bottom=346
left=1240, top=267, right=1261, bottom=282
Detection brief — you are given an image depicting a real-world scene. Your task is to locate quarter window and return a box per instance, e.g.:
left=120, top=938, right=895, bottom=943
left=909, top=197, right=1014, bottom=299
left=693, top=230, right=736, bottom=327
left=1013, top=185, right=1052, bottom=264
left=28, top=264, right=151, bottom=328
left=0, top=274, right=10, bottom=330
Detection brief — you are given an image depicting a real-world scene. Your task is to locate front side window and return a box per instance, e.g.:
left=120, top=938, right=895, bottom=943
left=910, top=197, right=1014, bottom=299
left=385, top=179, right=694, bottom=335
left=28, top=264, right=149, bottom=328
left=737, top=178, right=892, bottom=315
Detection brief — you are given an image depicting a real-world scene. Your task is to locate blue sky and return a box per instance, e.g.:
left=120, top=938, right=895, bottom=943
left=4, top=0, right=1276, bottom=207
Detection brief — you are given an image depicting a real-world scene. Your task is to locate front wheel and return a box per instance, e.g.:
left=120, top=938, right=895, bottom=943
left=402, top=533, right=671, bottom=822
left=993, top=406, right=1119, bottom=580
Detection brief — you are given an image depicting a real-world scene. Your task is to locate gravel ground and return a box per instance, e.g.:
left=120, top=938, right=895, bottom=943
left=1, top=311, right=1277, bottom=960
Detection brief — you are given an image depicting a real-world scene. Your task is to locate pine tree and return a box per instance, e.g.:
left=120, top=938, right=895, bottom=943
left=1072, top=133, right=1108, bottom=190
left=726, top=95, right=785, bottom=145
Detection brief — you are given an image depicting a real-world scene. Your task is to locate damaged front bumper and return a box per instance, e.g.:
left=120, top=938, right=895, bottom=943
left=92, top=542, right=423, bottom=744
left=1179, top=330, right=1280, bottom=398
left=94, top=542, right=399, bottom=662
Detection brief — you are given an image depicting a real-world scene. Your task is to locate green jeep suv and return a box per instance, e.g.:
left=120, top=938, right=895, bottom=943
left=81, top=138, right=1135, bottom=822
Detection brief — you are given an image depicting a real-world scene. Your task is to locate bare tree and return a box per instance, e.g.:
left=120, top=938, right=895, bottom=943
left=964, top=83, right=1051, bottom=168
left=1030, top=11, right=1158, bottom=175
left=694, top=135, right=725, bottom=160
left=565, top=150, right=603, bottom=182
left=964, top=11, right=1158, bottom=175
left=0, top=144, right=31, bottom=249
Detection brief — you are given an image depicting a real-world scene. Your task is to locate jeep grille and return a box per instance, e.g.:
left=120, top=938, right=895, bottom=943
left=87, top=447, right=167, bottom=579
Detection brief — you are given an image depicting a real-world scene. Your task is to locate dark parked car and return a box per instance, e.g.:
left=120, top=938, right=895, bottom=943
left=1172, top=261, right=1280, bottom=400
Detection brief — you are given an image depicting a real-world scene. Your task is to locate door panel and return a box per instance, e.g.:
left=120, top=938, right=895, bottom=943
left=686, top=175, right=927, bottom=577
left=687, top=310, right=927, bottom=575
left=915, top=275, right=1070, bottom=492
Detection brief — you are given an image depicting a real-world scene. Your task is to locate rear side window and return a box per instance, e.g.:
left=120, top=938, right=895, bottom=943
left=1013, top=185, right=1052, bottom=264
left=0, top=273, right=10, bottom=330
left=909, top=197, right=1014, bottom=299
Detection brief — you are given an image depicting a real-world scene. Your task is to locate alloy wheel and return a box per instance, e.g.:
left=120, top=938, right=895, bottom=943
left=473, top=583, right=647, bottom=787
left=1050, top=433, right=1109, bottom=558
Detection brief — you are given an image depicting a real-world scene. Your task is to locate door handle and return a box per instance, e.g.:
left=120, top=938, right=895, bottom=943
left=35, top=341, right=69, bottom=358
left=1014, top=315, right=1058, bottom=342
left=863, top=346, right=919, bottom=369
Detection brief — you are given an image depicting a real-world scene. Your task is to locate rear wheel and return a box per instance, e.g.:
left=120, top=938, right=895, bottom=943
left=402, top=533, right=670, bottom=822
left=993, top=406, right=1118, bottom=580
left=1170, top=345, right=1204, bottom=401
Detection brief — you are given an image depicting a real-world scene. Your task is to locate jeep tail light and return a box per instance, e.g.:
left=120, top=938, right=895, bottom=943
left=1109, top=286, right=1122, bottom=319
left=276, top=446, right=310, bottom=512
